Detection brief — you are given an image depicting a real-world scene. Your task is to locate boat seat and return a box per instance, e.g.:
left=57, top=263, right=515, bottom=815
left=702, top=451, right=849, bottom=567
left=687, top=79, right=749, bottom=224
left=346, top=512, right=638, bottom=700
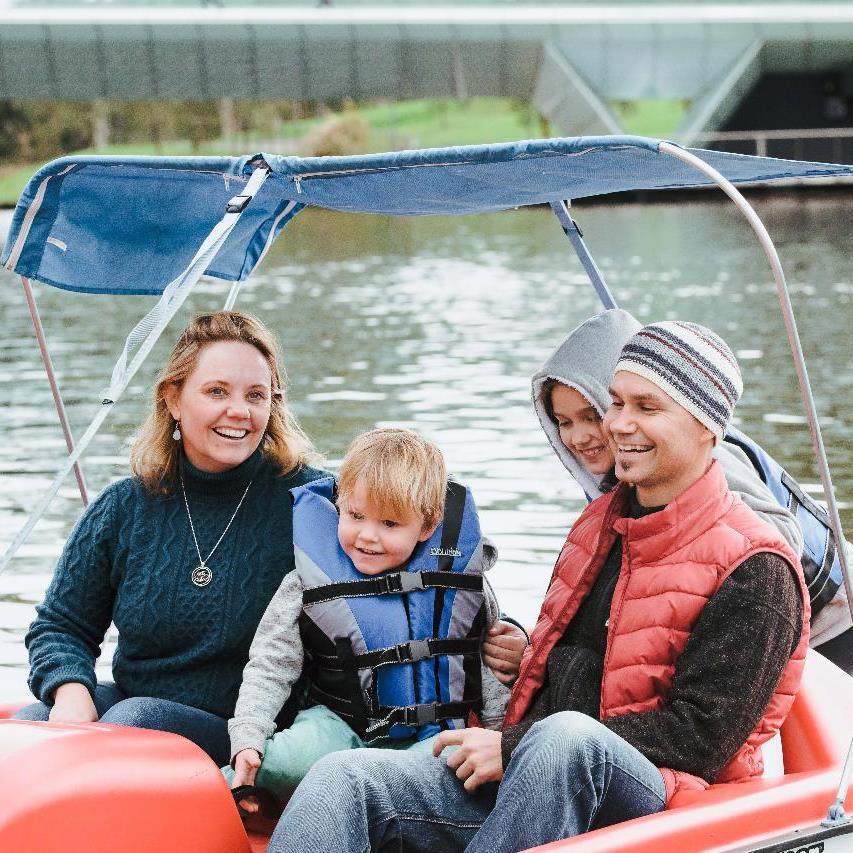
left=244, top=651, right=853, bottom=852
left=761, top=730, right=785, bottom=778
left=0, top=718, right=252, bottom=853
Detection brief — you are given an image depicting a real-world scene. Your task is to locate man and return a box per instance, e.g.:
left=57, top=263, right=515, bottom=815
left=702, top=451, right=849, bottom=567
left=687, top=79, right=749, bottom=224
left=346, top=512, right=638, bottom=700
left=267, top=321, right=809, bottom=853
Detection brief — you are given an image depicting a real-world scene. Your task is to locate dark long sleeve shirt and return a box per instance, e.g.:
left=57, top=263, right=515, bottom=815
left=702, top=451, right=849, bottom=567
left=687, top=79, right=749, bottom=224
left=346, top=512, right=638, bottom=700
left=502, top=498, right=803, bottom=781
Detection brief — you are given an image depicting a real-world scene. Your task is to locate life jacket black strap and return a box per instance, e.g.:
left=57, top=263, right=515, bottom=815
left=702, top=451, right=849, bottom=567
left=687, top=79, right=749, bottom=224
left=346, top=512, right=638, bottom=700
left=435, top=481, right=467, bottom=572
left=307, top=683, right=356, bottom=718
left=781, top=470, right=830, bottom=520
left=303, top=570, right=483, bottom=605
left=782, top=470, right=840, bottom=617
left=364, top=700, right=479, bottom=741
left=334, top=637, right=368, bottom=734
left=313, top=637, right=481, bottom=671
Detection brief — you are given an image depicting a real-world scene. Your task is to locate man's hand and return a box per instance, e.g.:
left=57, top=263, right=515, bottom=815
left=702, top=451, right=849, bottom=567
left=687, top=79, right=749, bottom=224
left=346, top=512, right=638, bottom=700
left=433, top=728, right=504, bottom=792
left=482, top=622, right=528, bottom=685
left=49, top=683, right=98, bottom=723
left=231, top=748, right=263, bottom=813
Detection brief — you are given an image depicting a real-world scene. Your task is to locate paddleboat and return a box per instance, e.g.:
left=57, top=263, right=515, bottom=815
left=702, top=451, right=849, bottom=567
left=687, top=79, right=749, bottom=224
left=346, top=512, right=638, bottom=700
left=2, top=135, right=853, bottom=852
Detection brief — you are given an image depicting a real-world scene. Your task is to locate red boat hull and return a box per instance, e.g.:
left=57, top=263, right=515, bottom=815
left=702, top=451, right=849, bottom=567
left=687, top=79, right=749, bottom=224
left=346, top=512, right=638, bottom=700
left=1, top=651, right=851, bottom=852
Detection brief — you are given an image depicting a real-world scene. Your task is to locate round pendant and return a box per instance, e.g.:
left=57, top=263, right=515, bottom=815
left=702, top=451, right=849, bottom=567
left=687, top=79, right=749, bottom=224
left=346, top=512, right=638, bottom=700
left=191, top=565, right=213, bottom=588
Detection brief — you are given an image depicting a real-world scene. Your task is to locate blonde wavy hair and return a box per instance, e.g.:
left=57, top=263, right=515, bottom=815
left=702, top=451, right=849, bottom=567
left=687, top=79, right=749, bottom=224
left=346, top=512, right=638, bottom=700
left=130, top=311, right=321, bottom=493
left=337, top=428, right=447, bottom=530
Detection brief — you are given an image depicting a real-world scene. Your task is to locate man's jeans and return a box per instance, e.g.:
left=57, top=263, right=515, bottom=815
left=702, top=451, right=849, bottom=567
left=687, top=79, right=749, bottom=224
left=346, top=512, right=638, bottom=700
left=268, top=711, right=667, bottom=853
left=12, top=682, right=230, bottom=765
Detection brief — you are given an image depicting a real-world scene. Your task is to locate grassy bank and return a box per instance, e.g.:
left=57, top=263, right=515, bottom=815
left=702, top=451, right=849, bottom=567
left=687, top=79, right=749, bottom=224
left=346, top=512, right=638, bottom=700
left=0, top=97, right=684, bottom=207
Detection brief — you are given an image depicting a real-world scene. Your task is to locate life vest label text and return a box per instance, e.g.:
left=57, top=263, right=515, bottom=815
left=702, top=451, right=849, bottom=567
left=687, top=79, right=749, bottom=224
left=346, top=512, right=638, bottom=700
left=430, top=547, right=462, bottom=557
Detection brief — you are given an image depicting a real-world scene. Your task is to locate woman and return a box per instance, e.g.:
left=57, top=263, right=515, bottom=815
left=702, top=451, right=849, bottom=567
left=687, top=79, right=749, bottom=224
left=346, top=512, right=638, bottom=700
left=14, top=311, right=327, bottom=766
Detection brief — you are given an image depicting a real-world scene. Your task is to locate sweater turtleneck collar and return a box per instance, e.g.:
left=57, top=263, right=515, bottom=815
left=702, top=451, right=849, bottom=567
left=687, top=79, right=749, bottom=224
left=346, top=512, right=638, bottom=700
left=180, top=447, right=265, bottom=497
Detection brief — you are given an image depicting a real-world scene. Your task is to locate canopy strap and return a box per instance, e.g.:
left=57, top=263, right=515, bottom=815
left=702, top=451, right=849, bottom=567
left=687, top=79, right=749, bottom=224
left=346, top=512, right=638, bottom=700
left=0, top=165, right=270, bottom=576
left=659, top=141, right=853, bottom=624
left=550, top=200, right=617, bottom=310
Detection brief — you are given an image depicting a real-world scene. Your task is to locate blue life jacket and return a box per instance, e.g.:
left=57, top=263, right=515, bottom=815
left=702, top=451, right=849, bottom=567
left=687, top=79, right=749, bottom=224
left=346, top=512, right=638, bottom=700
left=292, top=477, right=487, bottom=742
left=724, top=426, right=842, bottom=617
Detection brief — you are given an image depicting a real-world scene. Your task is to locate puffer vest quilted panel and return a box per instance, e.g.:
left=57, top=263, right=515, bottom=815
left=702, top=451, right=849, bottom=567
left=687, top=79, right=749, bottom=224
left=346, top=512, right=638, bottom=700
left=504, top=462, right=809, bottom=802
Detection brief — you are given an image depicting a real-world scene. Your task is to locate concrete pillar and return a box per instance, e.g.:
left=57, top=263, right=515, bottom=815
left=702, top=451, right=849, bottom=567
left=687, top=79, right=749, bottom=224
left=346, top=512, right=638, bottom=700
left=532, top=43, right=622, bottom=137
left=92, top=99, right=110, bottom=150
left=219, top=96, right=237, bottom=141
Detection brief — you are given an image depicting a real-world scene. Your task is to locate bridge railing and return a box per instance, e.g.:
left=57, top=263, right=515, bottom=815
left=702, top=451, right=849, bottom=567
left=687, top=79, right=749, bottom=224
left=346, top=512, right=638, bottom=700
left=690, top=127, right=853, bottom=166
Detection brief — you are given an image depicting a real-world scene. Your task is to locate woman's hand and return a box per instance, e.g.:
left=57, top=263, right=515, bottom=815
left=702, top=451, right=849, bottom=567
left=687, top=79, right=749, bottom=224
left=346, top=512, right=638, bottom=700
left=482, top=622, right=528, bottom=685
left=433, top=728, right=504, bottom=792
left=49, top=683, right=98, bottom=723
left=232, top=748, right=263, bottom=813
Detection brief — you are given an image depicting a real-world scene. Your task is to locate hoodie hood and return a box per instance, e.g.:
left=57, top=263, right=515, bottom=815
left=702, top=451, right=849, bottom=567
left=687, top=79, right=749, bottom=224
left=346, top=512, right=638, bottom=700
left=532, top=308, right=642, bottom=499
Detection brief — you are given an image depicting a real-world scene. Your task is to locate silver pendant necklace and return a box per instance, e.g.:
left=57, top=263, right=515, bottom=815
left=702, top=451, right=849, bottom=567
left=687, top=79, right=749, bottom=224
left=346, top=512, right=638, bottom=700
left=181, top=474, right=252, bottom=588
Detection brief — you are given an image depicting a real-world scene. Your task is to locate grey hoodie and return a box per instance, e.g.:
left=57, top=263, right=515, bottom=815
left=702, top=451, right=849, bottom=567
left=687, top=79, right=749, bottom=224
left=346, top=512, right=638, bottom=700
left=532, top=308, right=805, bottom=555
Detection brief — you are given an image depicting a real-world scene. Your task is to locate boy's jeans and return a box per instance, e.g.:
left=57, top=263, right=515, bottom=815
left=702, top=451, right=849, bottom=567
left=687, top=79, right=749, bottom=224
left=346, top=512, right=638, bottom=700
left=268, top=710, right=667, bottom=853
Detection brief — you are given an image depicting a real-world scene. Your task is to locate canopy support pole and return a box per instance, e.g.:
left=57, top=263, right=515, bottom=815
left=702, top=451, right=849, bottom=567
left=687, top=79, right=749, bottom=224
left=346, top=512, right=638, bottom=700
left=550, top=200, right=618, bottom=310
left=0, top=165, right=271, bottom=576
left=21, top=276, right=89, bottom=507
left=659, top=141, right=853, bottom=624
left=223, top=279, right=242, bottom=310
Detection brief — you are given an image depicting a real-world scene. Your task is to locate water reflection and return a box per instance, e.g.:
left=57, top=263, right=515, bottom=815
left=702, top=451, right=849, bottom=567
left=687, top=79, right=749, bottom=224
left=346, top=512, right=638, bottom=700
left=0, top=198, right=851, bottom=702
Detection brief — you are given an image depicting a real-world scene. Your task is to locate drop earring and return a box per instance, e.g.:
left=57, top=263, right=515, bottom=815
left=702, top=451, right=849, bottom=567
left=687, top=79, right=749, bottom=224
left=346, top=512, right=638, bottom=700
left=172, top=421, right=182, bottom=441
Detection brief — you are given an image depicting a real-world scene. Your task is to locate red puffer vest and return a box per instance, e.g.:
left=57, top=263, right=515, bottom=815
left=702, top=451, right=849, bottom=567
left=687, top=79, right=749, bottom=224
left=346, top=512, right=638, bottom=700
left=503, top=462, right=809, bottom=802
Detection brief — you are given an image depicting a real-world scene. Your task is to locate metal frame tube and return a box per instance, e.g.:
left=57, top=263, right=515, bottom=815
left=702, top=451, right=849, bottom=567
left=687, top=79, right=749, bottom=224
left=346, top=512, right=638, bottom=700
left=659, top=141, right=853, bottom=622
left=824, top=737, right=853, bottom=825
left=550, top=200, right=618, bottom=309
left=21, top=276, right=89, bottom=507
left=224, top=278, right=242, bottom=310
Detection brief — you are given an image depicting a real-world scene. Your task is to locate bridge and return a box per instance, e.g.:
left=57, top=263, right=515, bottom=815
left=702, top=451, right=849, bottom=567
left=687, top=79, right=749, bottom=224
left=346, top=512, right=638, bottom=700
left=3, top=2, right=853, bottom=155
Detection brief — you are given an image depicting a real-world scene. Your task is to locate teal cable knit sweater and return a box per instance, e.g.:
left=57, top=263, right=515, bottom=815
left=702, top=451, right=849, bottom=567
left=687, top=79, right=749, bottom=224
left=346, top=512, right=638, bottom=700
left=25, top=449, right=327, bottom=719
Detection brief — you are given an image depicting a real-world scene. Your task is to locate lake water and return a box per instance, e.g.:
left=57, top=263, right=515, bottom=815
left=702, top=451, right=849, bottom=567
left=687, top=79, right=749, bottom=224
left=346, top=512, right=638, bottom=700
left=1, top=196, right=851, bottom=704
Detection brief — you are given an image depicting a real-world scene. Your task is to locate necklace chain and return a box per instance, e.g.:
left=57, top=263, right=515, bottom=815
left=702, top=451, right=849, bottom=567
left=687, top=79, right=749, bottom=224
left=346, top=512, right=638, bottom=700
left=181, top=475, right=252, bottom=579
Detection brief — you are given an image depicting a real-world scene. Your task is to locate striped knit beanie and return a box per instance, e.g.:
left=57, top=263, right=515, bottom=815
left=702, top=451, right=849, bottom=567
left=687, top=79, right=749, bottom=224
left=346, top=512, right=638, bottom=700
left=615, top=321, right=743, bottom=439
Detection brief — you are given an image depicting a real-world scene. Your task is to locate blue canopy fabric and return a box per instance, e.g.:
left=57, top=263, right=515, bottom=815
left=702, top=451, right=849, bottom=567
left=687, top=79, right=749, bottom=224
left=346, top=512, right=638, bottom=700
left=4, top=135, right=853, bottom=296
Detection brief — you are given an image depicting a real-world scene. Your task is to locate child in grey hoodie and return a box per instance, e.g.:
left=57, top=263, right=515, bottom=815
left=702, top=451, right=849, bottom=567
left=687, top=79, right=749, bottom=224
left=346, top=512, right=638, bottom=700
left=531, top=308, right=852, bottom=657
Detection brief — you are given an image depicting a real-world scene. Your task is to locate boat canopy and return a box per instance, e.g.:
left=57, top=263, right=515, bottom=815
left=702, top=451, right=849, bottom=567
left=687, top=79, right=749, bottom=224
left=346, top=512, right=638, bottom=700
left=5, top=135, right=853, bottom=296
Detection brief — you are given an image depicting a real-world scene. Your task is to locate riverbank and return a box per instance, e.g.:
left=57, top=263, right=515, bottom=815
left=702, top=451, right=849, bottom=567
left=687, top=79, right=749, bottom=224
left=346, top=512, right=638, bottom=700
left=0, top=96, right=691, bottom=208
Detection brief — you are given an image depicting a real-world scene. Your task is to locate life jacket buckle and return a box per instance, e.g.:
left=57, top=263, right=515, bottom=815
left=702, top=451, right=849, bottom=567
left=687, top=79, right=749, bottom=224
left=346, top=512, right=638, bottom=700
left=403, top=702, right=438, bottom=726
left=376, top=573, right=403, bottom=594
left=397, top=571, right=425, bottom=594
left=405, top=639, right=431, bottom=662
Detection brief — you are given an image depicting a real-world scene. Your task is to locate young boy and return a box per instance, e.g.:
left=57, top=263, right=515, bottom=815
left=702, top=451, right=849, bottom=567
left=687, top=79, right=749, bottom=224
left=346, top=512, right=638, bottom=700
left=225, top=428, right=507, bottom=808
